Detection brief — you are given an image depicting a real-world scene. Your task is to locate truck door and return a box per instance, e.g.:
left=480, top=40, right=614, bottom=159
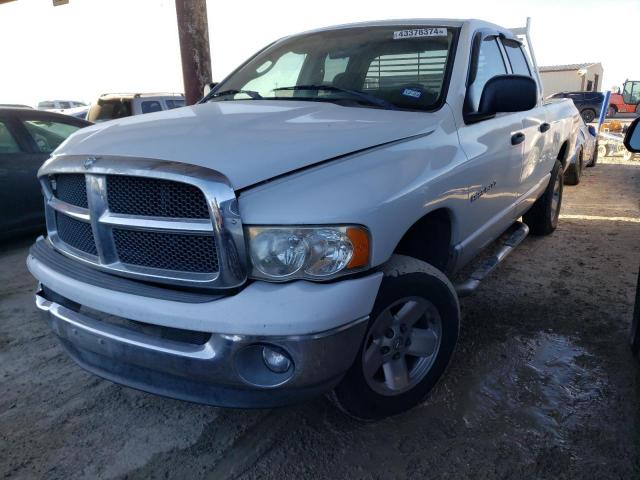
left=500, top=38, right=548, bottom=201
left=455, top=32, right=524, bottom=254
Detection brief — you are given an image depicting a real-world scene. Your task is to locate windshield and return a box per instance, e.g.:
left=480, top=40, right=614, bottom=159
left=205, top=26, right=457, bottom=111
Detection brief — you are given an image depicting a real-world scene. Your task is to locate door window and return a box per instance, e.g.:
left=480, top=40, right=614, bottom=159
left=502, top=41, right=531, bottom=76
left=624, top=81, right=640, bottom=104
left=165, top=99, right=185, bottom=110
left=141, top=101, right=163, bottom=113
left=467, top=37, right=507, bottom=112
left=0, top=121, right=21, bottom=153
left=22, top=119, right=82, bottom=153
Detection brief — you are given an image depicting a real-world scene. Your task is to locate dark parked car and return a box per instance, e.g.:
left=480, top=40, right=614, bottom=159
left=0, top=108, right=91, bottom=238
left=550, top=91, right=605, bottom=123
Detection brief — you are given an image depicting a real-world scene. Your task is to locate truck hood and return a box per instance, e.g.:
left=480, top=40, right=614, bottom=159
left=57, top=100, right=436, bottom=189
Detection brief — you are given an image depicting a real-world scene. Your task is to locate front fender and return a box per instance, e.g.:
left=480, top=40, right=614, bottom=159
left=237, top=110, right=466, bottom=268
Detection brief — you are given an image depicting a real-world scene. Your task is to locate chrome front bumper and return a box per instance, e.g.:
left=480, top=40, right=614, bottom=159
left=35, top=289, right=368, bottom=407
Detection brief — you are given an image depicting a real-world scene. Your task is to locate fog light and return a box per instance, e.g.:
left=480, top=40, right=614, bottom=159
left=262, top=346, right=292, bottom=373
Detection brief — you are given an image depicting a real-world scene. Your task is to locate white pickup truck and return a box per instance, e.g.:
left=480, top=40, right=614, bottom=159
left=28, top=19, right=579, bottom=419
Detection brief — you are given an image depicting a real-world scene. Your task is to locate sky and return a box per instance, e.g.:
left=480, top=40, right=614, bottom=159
left=1, top=0, right=639, bottom=106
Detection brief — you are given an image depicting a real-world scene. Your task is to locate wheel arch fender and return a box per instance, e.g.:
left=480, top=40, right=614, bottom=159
left=391, top=207, right=457, bottom=275
left=557, top=139, right=571, bottom=170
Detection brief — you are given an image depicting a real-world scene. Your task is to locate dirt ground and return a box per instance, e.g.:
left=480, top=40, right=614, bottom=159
left=1, top=157, right=639, bottom=480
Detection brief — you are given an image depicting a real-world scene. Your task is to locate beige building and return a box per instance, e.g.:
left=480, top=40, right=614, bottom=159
left=539, top=62, right=604, bottom=96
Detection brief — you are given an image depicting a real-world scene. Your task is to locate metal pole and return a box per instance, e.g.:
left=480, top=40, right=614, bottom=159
left=175, top=0, right=212, bottom=105
left=597, top=90, right=611, bottom=131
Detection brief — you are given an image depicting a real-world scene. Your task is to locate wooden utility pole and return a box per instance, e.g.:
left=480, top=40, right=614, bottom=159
left=175, top=0, right=212, bottom=105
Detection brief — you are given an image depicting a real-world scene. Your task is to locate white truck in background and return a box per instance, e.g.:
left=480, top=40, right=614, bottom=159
left=28, top=19, right=579, bottom=420
left=86, top=93, right=186, bottom=123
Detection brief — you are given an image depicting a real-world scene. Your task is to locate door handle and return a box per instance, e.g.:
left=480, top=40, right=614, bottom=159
left=539, top=122, right=551, bottom=133
left=511, top=132, right=526, bottom=145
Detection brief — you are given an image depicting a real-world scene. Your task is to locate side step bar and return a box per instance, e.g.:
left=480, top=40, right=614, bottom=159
left=455, top=221, right=529, bottom=298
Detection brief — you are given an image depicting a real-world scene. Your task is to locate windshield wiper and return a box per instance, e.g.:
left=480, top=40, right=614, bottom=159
left=207, top=89, right=263, bottom=100
left=272, top=85, right=397, bottom=110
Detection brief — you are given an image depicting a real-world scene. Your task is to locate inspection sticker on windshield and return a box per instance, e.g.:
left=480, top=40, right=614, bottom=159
left=393, top=28, right=447, bottom=40
left=402, top=88, right=422, bottom=98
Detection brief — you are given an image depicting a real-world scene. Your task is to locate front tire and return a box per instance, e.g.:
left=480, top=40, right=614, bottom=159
left=331, top=255, right=460, bottom=420
left=523, top=160, right=563, bottom=235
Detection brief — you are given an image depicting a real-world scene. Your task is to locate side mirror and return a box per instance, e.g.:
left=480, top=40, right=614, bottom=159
left=466, top=75, right=538, bottom=123
left=623, top=117, right=640, bottom=153
left=479, top=75, right=538, bottom=114
left=203, top=82, right=218, bottom=97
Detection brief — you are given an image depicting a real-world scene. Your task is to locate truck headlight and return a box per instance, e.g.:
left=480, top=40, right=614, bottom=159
left=246, top=226, right=370, bottom=281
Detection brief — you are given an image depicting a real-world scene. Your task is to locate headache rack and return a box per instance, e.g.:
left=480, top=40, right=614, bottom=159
left=509, top=17, right=543, bottom=97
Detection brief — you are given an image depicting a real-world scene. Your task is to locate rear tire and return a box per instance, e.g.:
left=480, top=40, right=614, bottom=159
left=330, top=255, right=460, bottom=420
left=564, top=149, right=582, bottom=185
left=523, top=160, right=563, bottom=236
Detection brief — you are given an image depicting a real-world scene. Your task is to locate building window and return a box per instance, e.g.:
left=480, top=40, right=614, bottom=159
left=586, top=80, right=593, bottom=91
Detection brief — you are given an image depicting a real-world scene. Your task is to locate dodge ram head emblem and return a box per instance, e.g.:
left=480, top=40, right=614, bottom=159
left=84, top=156, right=98, bottom=170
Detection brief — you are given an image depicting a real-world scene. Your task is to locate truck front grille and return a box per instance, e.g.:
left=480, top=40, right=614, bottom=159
left=55, top=212, right=97, bottom=255
left=40, top=158, right=247, bottom=289
left=113, top=229, right=219, bottom=273
left=53, top=174, right=88, bottom=208
left=106, top=176, right=210, bottom=218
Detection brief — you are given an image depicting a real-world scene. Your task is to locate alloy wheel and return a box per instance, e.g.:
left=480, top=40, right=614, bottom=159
left=362, top=296, right=442, bottom=396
